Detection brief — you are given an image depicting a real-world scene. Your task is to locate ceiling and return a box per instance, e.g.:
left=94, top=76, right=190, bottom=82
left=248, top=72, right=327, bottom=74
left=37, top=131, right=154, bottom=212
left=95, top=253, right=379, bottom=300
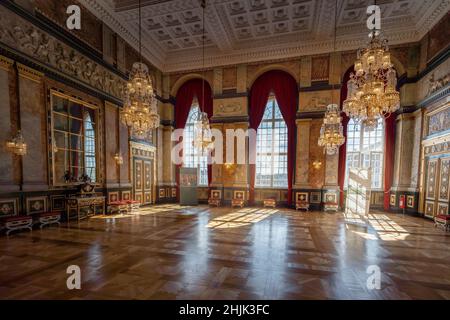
left=80, top=0, right=450, bottom=72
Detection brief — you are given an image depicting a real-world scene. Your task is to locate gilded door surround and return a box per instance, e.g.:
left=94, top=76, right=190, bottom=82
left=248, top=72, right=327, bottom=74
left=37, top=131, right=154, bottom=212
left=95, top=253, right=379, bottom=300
left=130, top=141, right=157, bottom=205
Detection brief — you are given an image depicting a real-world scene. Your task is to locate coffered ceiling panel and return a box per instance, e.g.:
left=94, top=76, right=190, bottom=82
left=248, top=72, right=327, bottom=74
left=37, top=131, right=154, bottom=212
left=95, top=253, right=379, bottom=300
left=80, top=0, right=450, bottom=72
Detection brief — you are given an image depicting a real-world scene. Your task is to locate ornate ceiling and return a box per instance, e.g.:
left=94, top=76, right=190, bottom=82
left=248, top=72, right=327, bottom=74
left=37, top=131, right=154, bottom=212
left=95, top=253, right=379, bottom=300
left=79, top=0, right=450, bottom=72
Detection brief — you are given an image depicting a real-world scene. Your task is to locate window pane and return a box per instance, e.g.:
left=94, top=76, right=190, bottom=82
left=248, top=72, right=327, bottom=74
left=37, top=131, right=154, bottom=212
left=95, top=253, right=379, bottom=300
left=256, top=97, right=288, bottom=188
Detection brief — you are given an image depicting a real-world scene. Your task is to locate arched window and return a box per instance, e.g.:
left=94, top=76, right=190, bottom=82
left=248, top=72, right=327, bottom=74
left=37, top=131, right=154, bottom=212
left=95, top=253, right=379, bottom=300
left=345, top=118, right=384, bottom=189
left=84, top=111, right=96, bottom=182
left=183, top=101, right=208, bottom=186
left=255, top=96, right=288, bottom=188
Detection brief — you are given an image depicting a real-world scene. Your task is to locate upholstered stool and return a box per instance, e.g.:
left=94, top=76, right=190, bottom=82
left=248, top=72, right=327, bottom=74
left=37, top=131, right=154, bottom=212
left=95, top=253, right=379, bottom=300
left=296, top=201, right=310, bottom=211
left=208, top=198, right=221, bottom=207
left=37, top=212, right=61, bottom=229
left=109, top=201, right=129, bottom=215
left=231, top=199, right=245, bottom=208
left=2, top=216, right=33, bottom=236
left=125, top=200, right=141, bottom=212
left=435, top=215, right=450, bottom=231
left=263, top=199, right=276, bottom=208
left=324, top=202, right=339, bottom=212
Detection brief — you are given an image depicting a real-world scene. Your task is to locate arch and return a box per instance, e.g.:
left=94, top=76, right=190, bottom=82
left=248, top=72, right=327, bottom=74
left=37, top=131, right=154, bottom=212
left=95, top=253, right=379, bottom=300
left=170, top=73, right=213, bottom=97
left=248, top=64, right=299, bottom=90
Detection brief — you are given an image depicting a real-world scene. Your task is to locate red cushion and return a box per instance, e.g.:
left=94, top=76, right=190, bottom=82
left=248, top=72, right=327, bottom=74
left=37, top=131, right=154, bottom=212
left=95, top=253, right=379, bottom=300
left=436, top=215, right=450, bottom=221
left=39, top=212, right=61, bottom=218
left=110, top=201, right=127, bottom=205
left=125, top=200, right=140, bottom=204
left=3, top=215, right=32, bottom=222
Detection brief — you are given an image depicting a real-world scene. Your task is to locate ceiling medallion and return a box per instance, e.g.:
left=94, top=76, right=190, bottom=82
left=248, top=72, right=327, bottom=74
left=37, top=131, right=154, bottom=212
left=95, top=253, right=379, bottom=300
left=343, top=30, right=400, bottom=130
left=121, top=0, right=159, bottom=137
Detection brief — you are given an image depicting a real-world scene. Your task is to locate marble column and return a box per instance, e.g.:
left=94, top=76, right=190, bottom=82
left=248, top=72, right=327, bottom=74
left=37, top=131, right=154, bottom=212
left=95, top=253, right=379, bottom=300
left=18, top=64, right=47, bottom=191
left=0, top=56, right=17, bottom=192
left=295, top=119, right=311, bottom=188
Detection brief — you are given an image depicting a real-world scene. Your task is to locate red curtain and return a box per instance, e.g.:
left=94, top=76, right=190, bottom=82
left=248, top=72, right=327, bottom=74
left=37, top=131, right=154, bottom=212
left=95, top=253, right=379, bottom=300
left=249, top=70, right=298, bottom=205
left=337, top=68, right=353, bottom=207
left=384, top=115, right=396, bottom=211
left=174, top=79, right=213, bottom=197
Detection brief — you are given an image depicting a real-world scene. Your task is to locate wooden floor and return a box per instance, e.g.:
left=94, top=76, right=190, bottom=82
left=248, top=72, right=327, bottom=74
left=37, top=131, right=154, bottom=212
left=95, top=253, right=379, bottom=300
left=1, top=205, right=450, bottom=300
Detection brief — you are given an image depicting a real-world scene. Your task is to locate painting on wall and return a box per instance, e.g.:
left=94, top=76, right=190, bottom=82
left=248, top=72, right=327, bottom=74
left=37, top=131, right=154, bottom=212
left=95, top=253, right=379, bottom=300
left=180, top=168, right=198, bottom=187
left=159, top=189, right=165, bottom=198
left=171, top=188, right=177, bottom=198
left=310, top=192, right=321, bottom=204
left=51, top=195, right=66, bottom=212
left=296, top=192, right=309, bottom=203
left=26, top=196, right=47, bottom=215
left=233, top=191, right=245, bottom=200
left=0, top=199, right=18, bottom=218
left=108, top=192, right=119, bottom=203
left=122, top=191, right=131, bottom=201
left=324, top=192, right=337, bottom=204
left=390, top=194, right=396, bottom=206
left=210, top=190, right=222, bottom=200
left=407, top=196, right=415, bottom=208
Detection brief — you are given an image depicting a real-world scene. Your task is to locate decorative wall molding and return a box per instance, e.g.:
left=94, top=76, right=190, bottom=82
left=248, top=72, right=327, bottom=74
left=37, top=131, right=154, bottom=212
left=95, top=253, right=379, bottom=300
left=0, top=5, right=125, bottom=100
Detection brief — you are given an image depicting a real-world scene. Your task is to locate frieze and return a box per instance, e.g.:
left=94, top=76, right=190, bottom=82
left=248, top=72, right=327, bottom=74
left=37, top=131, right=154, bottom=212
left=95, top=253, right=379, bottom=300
left=0, top=6, right=125, bottom=100
left=428, top=106, right=450, bottom=136
left=424, top=141, right=450, bottom=155
left=426, top=72, right=450, bottom=98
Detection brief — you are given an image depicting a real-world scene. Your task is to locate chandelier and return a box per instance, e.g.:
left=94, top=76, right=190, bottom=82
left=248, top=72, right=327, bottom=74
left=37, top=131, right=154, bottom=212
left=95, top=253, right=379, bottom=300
left=6, top=131, right=27, bottom=156
left=121, top=0, right=159, bottom=137
left=318, top=0, right=345, bottom=155
left=318, top=104, right=346, bottom=155
left=343, top=30, right=400, bottom=130
left=193, top=0, right=213, bottom=154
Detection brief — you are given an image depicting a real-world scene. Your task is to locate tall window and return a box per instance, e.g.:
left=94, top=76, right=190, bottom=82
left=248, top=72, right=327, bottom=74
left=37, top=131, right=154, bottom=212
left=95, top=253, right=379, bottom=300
left=256, top=96, right=288, bottom=188
left=84, top=112, right=96, bottom=181
left=184, top=102, right=208, bottom=186
left=345, top=118, right=384, bottom=189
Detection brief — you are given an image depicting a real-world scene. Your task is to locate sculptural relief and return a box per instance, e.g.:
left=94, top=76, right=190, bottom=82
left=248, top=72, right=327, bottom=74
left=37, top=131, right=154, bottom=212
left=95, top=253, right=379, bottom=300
left=0, top=7, right=125, bottom=100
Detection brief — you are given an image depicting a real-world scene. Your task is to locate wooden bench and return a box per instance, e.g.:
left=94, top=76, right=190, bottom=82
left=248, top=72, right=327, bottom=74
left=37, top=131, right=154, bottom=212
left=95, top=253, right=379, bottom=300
left=2, top=216, right=33, bottom=236
left=231, top=199, right=245, bottom=208
left=125, top=200, right=141, bottom=212
left=296, top=201, right=310, bottom=211
left=324, top=202, right=339, bottom=212
left=208, top=198, right=221, bottom=207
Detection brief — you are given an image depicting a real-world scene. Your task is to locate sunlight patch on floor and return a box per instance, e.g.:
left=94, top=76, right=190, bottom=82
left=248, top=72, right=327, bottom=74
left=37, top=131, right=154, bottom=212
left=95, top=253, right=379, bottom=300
left=207, top=208, right=278, bottom=229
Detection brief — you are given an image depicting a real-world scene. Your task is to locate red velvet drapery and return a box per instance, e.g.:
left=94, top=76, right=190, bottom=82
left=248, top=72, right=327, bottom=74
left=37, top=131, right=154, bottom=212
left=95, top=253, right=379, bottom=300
left=384, top=115, right=396, bottom=211
left=337, top=68, right=353, bottom=207
left=249, top=70, right=298, bottom=205
left=174, top=79, right=213, bottom=195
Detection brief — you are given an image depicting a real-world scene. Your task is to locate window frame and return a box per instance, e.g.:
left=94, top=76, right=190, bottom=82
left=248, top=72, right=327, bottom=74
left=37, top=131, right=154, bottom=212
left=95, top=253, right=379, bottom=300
left=50, top=90, right=99, bottom=186
left=345, top=118, right=385, bottom=190
left=255, top=96, right=288, bottom=189
left=183, top=101, right=209, bottom=187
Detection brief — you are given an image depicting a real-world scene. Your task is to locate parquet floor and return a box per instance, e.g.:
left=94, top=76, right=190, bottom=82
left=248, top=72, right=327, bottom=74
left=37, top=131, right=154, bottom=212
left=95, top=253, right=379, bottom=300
left=1, top=205, right=450, bottom=300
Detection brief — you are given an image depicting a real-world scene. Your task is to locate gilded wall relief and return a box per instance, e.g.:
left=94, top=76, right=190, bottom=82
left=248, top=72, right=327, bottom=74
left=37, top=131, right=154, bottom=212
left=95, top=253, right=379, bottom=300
left=438, top=158, right=450, bottom=202
left=425, top=159, right=437, bottom=200
left=311, top=56, right=329, bottom=81
left=417, top=57, right=450, bottom=102
left=427, top=107, right=450, bottom=136
left=213, top=97, right=247, bottom=117
left=0, top=7, right=125, bottom=99
left=299, top=90, right=340, bottom=112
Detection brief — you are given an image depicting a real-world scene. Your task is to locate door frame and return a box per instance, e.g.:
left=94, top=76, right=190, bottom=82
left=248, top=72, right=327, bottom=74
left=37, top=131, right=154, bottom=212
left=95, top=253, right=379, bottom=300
left=130, top=141, right=157, bottom=205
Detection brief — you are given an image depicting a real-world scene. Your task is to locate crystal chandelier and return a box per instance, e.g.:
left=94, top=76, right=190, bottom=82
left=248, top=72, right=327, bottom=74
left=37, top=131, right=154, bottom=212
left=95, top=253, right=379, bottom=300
left=318, top=104, right=346, bottom=155
left=121, top=0, right=159, bottom=137
left=193, top=0, right=213, bottom=154
left=6, top=131, right=27, bottom=156
left=343, top=30, right=400, bottom=130
left=318, top=0, right=345, bottom=155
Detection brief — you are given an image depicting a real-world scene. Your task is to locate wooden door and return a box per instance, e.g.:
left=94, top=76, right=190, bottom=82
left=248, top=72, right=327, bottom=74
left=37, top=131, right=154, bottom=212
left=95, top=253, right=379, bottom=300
left=133, top=159, right=153, bottom=205
left=424, top=157, right=450, bottom=218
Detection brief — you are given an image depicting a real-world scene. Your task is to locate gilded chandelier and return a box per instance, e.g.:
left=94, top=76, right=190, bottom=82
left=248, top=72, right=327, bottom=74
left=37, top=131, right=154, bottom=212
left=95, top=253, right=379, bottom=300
left=193, top=0, right=213, bottom=154
left=121, top=0, right=159, bottom=137
left=343, top=31, right=400, bottom=129
left=194, top=111, right=213, bottom=153
left=318, top=104, right=346, bottom=155
left=121, top=62, right=160, bottom=136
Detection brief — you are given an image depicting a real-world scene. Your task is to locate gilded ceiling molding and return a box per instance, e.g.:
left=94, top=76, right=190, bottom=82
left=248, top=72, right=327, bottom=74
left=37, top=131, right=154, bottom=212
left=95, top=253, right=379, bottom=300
left=17, top=63, right=43, bottom=83
left=0, top=55, right=13, bottom=71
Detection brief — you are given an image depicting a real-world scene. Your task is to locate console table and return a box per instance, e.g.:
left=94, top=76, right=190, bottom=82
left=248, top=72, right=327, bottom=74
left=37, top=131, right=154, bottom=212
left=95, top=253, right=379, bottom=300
left=66, top=196, right=106, bottom=222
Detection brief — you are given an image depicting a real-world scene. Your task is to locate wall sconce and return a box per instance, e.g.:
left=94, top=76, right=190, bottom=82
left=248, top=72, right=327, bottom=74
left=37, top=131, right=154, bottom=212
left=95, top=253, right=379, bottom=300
left=52, top=140, right=58, bottom=153
left=114, top=153, right=124, bottom=165
left=312, top=160, right=322, bottom=170
left=6, top=131, right=27, bottom=156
